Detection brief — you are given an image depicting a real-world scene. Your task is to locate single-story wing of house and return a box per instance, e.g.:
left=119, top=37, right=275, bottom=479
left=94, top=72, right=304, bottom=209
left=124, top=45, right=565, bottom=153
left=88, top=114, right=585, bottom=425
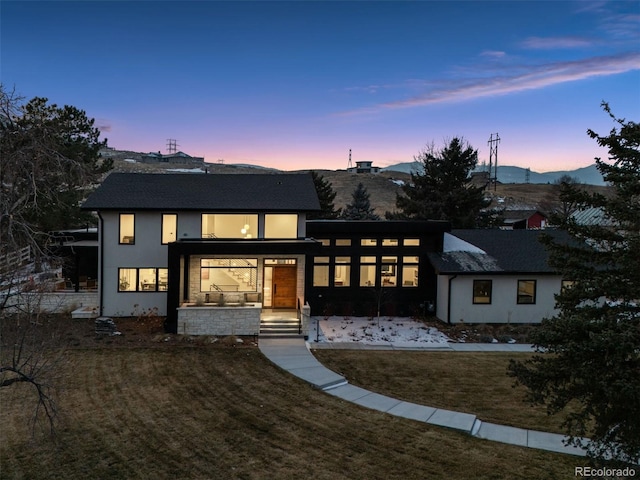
left=428, top=229, right=572, bottom=324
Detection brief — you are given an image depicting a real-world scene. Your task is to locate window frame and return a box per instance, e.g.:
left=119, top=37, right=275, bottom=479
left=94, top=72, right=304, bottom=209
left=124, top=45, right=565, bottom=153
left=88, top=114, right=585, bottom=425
left=119, top=213, right=135, bottom=245
left=517, top=279, right=537, bottom=304
left=161, top=213, right=177, bottom=244
left=118, top=267, right=168, bottom=292
left=313, top=256, right=330, bottom=287
left=472, top=279, right=492, bottom=304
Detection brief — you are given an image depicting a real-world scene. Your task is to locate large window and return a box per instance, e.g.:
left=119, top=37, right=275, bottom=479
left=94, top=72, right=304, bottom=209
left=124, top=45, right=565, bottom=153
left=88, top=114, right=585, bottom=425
left=361, top=238, right=377, bottom=246
left=200, top=258, right=257, bottom=292
left=334, top=256, right=351, bottom=287
left=119, top=214, right=135, bottom=244
left=360, top=256, right=377, bottom=287
left=473, top=280, right=492, bottom=304
left=402, top=256, right=419, bottom=287
left=381, top=256, right=397, bottom=287
left=264, top=214, right=298, bottom=239
left=162, top=214, right=177, bottom=244
left=336, top=239, right=351, bottom=246
left=517, top=280, right=537, bottom=304
left=201, top=214, right=258, bottom=239
left=118, top=268, right=168, bottom=292
left=313, top=256, right=330, bottom=287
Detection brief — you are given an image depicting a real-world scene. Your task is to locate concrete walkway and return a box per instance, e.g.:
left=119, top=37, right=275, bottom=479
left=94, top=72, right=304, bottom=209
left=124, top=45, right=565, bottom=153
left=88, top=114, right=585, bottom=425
left=259, top=337, right=587, bottom=457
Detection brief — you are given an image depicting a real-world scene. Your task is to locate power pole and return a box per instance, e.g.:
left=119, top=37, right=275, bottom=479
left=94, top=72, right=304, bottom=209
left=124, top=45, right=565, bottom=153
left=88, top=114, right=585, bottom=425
left=166, top=139, right=178, bottom=154
left=488, top=133, right=500, bottom=191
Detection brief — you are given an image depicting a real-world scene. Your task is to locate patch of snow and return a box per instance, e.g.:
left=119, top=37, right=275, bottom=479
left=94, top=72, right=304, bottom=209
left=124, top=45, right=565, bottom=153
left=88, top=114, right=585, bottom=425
left=166, top=168, right=205, bottom=173
left=311, top=316, right=451, bottom=347
left=123, top=158, right=137, bottom=163
left=443, top=233, right=486, bottom=253
left=390, top=179, right=405, bottom=186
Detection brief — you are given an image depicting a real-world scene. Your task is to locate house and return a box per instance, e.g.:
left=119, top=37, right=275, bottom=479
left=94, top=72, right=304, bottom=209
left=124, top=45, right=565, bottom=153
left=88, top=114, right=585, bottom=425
left=501, top=209, right=548, bottom=229
left=82, top=172, right=322, bottom=334
left=347, top=161, right=381, bottom=174
left=428, top=229, right=571, bottom=324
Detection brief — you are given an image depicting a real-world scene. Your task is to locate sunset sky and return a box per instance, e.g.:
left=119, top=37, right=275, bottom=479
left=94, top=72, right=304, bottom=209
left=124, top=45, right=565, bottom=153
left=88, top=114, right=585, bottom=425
left=2, top=1, right=638, bottom=172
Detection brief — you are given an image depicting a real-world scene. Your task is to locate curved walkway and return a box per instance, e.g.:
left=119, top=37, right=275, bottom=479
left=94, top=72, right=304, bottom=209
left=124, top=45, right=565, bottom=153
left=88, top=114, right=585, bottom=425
left=258, top=337, right=587, bottom=458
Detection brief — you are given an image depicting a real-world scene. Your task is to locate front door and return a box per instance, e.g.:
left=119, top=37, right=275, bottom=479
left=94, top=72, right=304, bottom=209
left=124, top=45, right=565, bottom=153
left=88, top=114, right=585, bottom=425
left=272, top=266, right=297, bottom=309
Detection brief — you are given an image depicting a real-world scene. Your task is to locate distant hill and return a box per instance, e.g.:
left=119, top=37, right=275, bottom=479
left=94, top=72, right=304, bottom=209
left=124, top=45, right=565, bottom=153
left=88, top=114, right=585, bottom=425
left=383, top=161, right=605, bottom=186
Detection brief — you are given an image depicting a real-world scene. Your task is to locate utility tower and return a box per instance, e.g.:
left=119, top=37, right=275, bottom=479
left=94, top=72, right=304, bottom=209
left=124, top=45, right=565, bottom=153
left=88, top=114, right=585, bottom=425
left=347, top=149, right=353, bottom=169
left=166, top=139, right=178, bottom=154
left=487, top=133, right=500, bottom=191
left=525, top=167, right=531, bottom=184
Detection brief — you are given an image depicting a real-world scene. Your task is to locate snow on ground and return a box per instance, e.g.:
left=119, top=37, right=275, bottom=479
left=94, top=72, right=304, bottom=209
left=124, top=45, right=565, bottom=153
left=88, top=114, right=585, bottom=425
left=308, top=316, right=451, bottom=347
left=166, top=168, right=205, bottom=173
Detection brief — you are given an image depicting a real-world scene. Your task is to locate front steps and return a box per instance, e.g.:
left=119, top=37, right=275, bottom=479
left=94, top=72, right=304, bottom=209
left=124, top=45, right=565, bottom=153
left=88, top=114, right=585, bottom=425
left=260, top=317, right=302, bottom=337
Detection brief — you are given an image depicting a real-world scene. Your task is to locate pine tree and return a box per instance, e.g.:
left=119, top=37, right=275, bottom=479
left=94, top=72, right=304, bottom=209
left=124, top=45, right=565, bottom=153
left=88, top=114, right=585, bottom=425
left=341, top=182, right=379, bottom=220
left=393, top=138, right=489, bottom=227
left=509, top=104, right=640, bottom=464
left=308, top=171, right=341, bottom=219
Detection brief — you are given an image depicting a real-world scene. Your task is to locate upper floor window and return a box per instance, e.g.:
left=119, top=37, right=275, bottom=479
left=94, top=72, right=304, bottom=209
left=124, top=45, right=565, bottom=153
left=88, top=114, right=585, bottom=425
left=162, top=214, right=177, bottom=244
left=202, top=214, right=258, bottom=239
left=316, top=239, right=330, bottom=246
left=361, top=238, right=377, bottom=246
left=517, top=280, right=537, bottom=304
left=403, top=239, right=420, bottom=246
left=336, top=239, right=351, bottom=246
left=264, top=214, right=298, bottom=239
left=382, top=239, right=398, bottom=246
left=119, top=214, right=135, bottom=244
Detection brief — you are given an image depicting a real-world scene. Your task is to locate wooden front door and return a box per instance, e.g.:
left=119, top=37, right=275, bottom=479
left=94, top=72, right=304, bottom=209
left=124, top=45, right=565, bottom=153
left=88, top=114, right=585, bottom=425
left=272, top=266, right=297, bottom=309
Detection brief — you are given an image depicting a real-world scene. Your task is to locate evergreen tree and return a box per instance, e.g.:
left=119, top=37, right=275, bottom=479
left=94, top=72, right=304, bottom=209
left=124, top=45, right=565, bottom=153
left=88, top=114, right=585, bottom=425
left=394, top=138, right=489, bottom=227
left=341, top=182, right=379, bottom=220
left=509, top=104, right=640, bottom=464
left=308, top=171, right=341, bottom=219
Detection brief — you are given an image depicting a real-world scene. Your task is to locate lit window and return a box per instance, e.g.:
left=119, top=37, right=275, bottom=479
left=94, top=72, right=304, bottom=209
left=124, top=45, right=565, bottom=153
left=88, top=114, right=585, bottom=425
left=118, top=268, right=168, bottom=292
left=201, top=214, right=258, bottom=239
left=517, top=280, right=536, bottom=304
left=119, top=214, right=135, bottom=244
left=402, top=256, right=419, bottom=287
left=361, top=238, right=377, bottom=246
left=265, top=214, right=298, bottom=239
left=334, top=256, right=351, bottom=287
left=313, top=257, right=330, bottom=287
left=404, top=239, right=420, bottom=246
left=316, top=239, right=330, bottom=246
left=336, top=239, right=351, bottom=246
left=382, top=239, right=398, bottom=246
left=200, top=258, right=257, bottom=292
left=381, top=256, right=397, bottom=287
left=360, top=256, right=377, bottom=287
left=473, top=280, right=492, bottom=304
left=118, top=268, right=136, bottom=291
left=162, top=214, right=177, bottom=244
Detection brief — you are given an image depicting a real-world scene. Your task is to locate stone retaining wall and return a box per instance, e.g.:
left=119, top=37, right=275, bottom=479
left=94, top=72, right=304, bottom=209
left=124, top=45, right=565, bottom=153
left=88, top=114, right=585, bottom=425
left=0, top=291, right=98, bottom=314
left=177, top=304, right=262, bottom=336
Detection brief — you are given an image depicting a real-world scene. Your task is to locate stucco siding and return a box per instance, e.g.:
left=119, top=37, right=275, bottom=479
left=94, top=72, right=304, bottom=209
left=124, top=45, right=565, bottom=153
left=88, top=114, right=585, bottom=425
left=442, top=275, right=561, bottom=324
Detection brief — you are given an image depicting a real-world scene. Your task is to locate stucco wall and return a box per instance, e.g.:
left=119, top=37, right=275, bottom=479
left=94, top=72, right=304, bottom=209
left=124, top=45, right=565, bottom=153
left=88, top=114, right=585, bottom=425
left=437, top=274, right=561, bottom=324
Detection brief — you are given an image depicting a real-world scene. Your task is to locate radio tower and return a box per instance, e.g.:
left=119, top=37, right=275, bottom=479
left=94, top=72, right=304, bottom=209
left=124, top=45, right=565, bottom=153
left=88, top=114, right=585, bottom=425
left=488, top=133, right=500, bottom=191
left=347, top=149, right=353, bottom=169
left=166, top=139, right=178, bottom=154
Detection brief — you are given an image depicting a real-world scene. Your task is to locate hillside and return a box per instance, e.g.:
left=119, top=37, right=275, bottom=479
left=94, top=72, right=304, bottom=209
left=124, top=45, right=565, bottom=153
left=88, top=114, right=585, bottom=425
left=107, top=154, right=610, bottom=218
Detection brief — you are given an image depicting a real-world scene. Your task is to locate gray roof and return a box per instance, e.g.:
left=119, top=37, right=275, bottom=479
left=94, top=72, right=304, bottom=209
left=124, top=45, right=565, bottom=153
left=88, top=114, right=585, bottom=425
left=82, top=172, right=321, bottom=212
left=428, top=229, right=572, bottom=274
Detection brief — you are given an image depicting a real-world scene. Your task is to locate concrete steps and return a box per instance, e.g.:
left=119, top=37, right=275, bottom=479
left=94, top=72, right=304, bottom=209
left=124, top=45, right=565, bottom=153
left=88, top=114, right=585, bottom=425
left=260, top=318, right=301, bottom=337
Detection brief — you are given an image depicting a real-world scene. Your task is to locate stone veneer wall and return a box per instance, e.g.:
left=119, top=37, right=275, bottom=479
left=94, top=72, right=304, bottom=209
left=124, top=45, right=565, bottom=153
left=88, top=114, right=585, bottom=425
left=177, top=304, right=261, bottom=336
left=0, top=291, right=99, bottom=314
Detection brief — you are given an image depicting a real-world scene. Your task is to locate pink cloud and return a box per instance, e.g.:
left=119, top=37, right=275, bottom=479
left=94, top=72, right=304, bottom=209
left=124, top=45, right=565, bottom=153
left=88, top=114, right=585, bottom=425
left=480, top=50, right=507, bottom=58
left=339, top=52, right=640, bottom=115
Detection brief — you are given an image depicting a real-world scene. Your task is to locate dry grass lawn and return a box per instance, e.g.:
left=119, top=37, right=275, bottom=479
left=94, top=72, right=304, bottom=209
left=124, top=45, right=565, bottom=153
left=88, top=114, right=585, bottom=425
left=0, top=342, right=583, bottom=480
left=313, top=350, right=571, bottom=435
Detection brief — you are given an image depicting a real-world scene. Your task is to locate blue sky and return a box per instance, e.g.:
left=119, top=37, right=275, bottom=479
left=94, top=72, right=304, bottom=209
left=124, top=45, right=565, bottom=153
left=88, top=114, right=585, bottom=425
left=2, top=1, right=638, bottom=172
